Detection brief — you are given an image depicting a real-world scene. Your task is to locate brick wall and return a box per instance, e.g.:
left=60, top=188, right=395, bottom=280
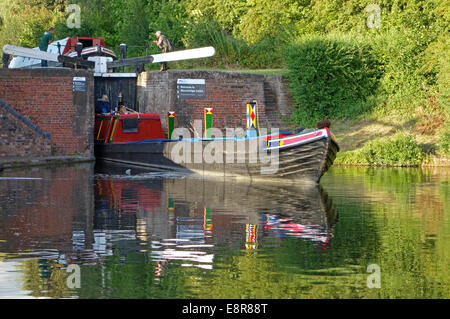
left=137, top=70, right=295, bottom=136
left=264, top=75, right=295, bottom=129
left=0, top=99, right=51, bottom=157
left=0, top=68, right=94, bottom=157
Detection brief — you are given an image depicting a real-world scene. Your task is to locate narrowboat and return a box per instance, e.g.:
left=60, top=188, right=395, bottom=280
left=8, top=37, right=116, bottom=69
left=94, top=111, right=339, bottom=184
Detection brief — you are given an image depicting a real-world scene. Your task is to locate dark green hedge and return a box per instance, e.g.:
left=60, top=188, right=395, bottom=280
left=284, top=34, right=382, bottom=127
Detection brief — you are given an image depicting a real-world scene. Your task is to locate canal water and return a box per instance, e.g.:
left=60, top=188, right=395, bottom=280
left=0, top=162, right=448, bottom=299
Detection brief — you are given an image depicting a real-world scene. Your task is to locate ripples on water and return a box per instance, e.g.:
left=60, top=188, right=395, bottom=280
left=0, top=163, right=448, bottom=299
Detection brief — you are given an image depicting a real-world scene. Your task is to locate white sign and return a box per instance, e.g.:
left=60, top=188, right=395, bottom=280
left=177, top=79, right=206, bottom=99
left=177, top=79, right=205, bottom=85
left=73, top=77, right=86, bottom=92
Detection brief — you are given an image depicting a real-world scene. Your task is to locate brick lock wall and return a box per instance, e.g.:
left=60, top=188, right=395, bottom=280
left=0, top=68, right=94, bottom=157
left=264, top=75, right=295, bottom=129
left=0, top=106, right=52, bottom=157
left=137, top=70, right=295, bottom=136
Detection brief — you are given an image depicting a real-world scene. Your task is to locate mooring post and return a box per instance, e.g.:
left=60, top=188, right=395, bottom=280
left=204, top=108, right=213, bottom=138
left=167, top=111, right=175, bottom=139
left=75, top=42, right=83, bottom=58
left=119, top=43, right=127, bottom=60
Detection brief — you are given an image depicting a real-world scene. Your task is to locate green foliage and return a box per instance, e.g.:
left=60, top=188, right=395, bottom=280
left=146, top=0, right=190, bottom=50
left=26, top=0, right=67, bottom=11
left=239, top=34, right=290, bottom=68
left=336, top=133, right=424, bottom=166
left=234, top=0, right=303, bottom=43
left=335, top=150, right=368, bottom=166
left=53, top=0, right=123, bottom=49
left=185, top=0, right=246, bottom=35
left=420, top=35, right=450, bottom=116
left=367, top=28, right=434, bottom=115
left=179, top=21, right=290, bottom=69
left=278, top=0, right=448, bottom=148
left=363, top=133, right=424, bottom=166
left=186, top=0, right=314, bottom=43
left=180, top=21, right=246, bottom=68
left=284, top=33, right=382, bottom=126
left=362, top=1, right=448, bottom=117
left=110, top=0, right=152, bottom=48
left=0, top=0, right=65, bottom=52
left=439, top=131, right=450, bottom=156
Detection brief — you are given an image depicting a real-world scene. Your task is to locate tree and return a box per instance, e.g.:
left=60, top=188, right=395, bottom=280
left=0, top=0, right=65, bottom=50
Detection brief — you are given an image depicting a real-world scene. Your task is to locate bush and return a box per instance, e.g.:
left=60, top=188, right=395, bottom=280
left=179, top=21, right=246, bottom=68
left=421, top=35, right=450, bottom=117
left=284, top=33, right=382, bottom=127
left=368, top=27, right=434, bottom=116
left=239, top=35, right=288, bottom=68
left=336, top=133, right=424, bottom=166
left=439, top=131, right=450, bottom=156
left=180, top=21, right=289, bottom=69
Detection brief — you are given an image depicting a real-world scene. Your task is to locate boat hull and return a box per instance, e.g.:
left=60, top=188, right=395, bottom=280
left=95, top=134, right=339, bottom=184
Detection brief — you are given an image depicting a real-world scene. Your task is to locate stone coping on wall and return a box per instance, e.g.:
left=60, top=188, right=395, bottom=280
left=0, top=155, right=95, bottom=171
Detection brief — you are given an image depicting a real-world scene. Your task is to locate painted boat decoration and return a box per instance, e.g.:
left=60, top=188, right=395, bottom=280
left=65, top=44, right=117, bottom=60
left=94, top=112, right=339, bottom=183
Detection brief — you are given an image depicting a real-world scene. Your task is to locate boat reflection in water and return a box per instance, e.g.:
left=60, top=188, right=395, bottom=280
left=93, top=162, right=338, bottom=276
left=0, top=163, right=337, bottom=297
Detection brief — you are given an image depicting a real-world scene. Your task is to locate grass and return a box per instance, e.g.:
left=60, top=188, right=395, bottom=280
left=331, top=110, right=448, bottom=166
left=335, top=132, right=424, bottom=166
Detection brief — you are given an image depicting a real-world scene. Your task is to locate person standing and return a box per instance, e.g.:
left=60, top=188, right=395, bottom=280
left=152, top=31, right=174, bottom=71
left=39, top=27, right=55, bottom=67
